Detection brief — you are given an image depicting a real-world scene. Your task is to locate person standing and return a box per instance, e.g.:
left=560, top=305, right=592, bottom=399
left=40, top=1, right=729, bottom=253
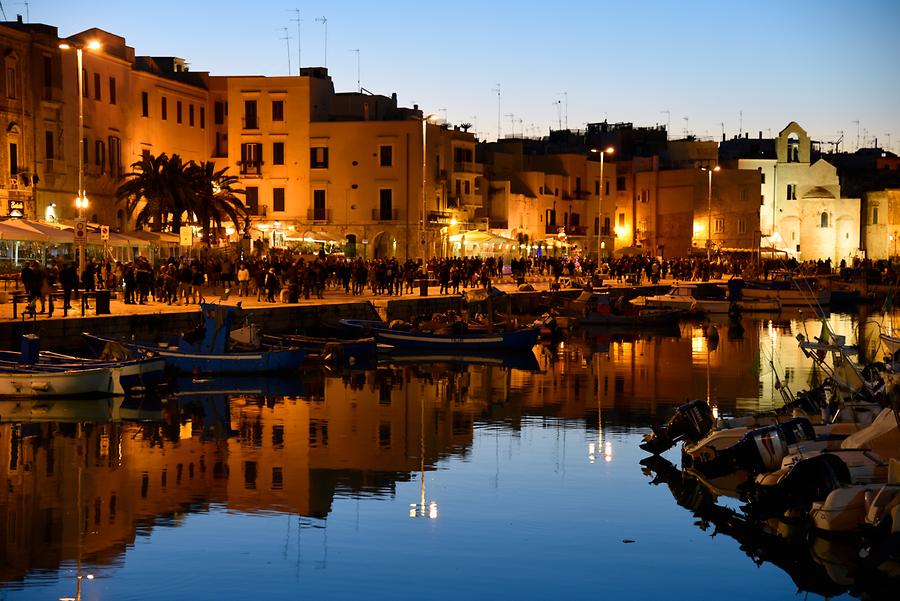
left=237, top=263, right=250, bottom=297
left=60, top=262, right=77, bottom=309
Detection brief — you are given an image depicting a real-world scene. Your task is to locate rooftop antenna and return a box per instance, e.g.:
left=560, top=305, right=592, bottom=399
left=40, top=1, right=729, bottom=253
left=349, top=49, right=360, bottom=91
left=718, top=122, right=725, bottom=139
left=559, top=92, right=568, bottom=129
left=289, top=8, right=302, bottom=72
left=553, top=100, right=562, bottom=130
left=660, top=109, right=670, bottom=140
left=682, top=116, right=689, bottom=138
left=0, top=2, right=7, bottom=20
left=886, top=133, right=892, bottom=153
left=492, top=84, right=501, bottom=140
left=17, top=1, right=27, bottom=22
left=439, top=108, right=447, bottom=124
left=739, top=110, right=742, bottom=138
left=279, top=27, right=292, bottom=75
left=505, top=113, right=515, bottom=138
left=852, top=120, right=860, bottom=150
left=836, top=130, right=844, bottom=153
left=315, top=16, right=328, bottom=67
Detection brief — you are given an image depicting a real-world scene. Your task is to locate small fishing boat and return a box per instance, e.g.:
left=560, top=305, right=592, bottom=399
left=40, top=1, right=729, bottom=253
left=637, top=283, right=731, bottom=314
left=740, top=272, right=831, bottom=307
left=735, top=298, right=782, bottom=312
left=382, top=349, right=541, bottom=372
left=554, top=291, right=687, bottom=327
left=339, top=318, right=540, bottom=351
left=0, top=366, right=114, bottom=398
left=84, top=303, right=306, bottom=374
left=260, top=333, right=377, bottom=360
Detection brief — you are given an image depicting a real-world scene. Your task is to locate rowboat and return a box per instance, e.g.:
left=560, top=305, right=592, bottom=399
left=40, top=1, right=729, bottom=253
left=740, top=273, right=831, bottom=307
left=83, top=303, right=305, bottom=374
left=0, top=366, right=114, bottom=398
left=339, top=319, right=540, bottom=351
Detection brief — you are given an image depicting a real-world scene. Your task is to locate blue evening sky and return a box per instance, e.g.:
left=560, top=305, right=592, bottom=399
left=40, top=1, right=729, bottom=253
left=22, top=0, right=900, bottom=151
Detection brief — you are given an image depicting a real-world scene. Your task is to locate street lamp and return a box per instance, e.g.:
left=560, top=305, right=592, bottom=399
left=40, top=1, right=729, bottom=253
left=59, top=39, right=101, bottom=276
left=702, top=166, right=720, bottom=261
left=420, top=113, right=437, bottom=260
left=591, top=146, right=614, bottom=260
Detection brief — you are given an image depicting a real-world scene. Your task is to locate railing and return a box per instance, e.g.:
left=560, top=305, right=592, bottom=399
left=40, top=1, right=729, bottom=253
left=239, top=161, right=262, bottom=176
left=568, top=225, right=588, bottom=236
left=572, top=189, right=591, bottom=200
left=453, top=161, right=483, bottom=174
left=307, top=208, right=332, bottom=223
left=372, top=208, right=400, bottom=221
left=428, top=210, right=453, bottom=225
left=545, top=224, right=562, bottom=235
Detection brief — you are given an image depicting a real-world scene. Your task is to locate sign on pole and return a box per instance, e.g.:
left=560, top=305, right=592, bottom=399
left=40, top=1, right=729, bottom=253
left=179, top=225, right=193, bottom=247
left=100, top=225, right=110, bottom=240
left=74, top=218, right=87, bottom=245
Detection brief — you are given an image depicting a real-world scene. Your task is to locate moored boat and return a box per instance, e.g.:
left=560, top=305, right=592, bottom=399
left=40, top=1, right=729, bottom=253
left=638, top=283, right=731, bottom=314
left=740, top=272, right=831, bottom=307
left=0, top=366, right=114, bottom=398
left=339, top=319, right=540, bottom=351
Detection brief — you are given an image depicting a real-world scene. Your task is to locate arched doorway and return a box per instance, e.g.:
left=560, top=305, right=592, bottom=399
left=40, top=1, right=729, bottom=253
left=345, top=233, right=357, bottom=257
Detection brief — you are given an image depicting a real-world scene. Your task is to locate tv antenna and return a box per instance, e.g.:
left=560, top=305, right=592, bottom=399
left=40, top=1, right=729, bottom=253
left=660, top=109, right=670, bottom=139
left=505, top=113, right=515, bottom=138
left=18, top=1, right=28, bottom=22
left=0, top=2, right=7, bottom=20
left=852, top=120, right=860, bottom=150
left=718, top=122, right=725, bottom=140
left=492, top=84, right=501, bottom=140
left=315, top=16, right=328, bottom=67
left=279, top=27, right=292, bottom=75
left=289, top=8, right=302, bottom=72
left=553, top=100, right=562, bottom=130
left=558, top=92, right=568, bottom=129
left=682, top=116, right=689, bottom=138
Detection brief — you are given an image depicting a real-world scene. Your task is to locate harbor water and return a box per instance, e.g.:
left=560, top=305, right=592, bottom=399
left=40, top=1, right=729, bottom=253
left=0, top=312, right=895, bottom=600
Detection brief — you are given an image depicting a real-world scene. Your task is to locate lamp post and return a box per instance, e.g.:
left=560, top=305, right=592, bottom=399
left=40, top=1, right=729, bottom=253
left=703, top=166, right=720, bottom=261
left=420, top=114, right=437, bottom=261
left=590, top=147, right=614, bottom=260
left=60, top=39, right=101, bottom=276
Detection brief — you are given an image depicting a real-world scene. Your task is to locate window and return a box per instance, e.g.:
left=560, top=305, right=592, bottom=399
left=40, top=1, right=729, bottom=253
left=272, top=142, right=284, bottom=165
left=176, top=100, right=183, bottom=124
left=43, top=55, right=52, bottom=88
left=786, top=183, right=797, bottom=200
left=595, top=180, right=600, bottom=196
left=313, top=189, right=326, bottom=220
left=272, top=100, right=284, bottom=121
left=738, top=218, right=747, bottom=234
left=141, top=91, right=149, bottom=117
left=714, top=218, right=725, bottom=233
left=604, top=217, right=611, bottom=235
left=109, top=77, right=116, bottom=104
left=45, top=131, right=54, bottom=160
left=8, top=142, right=17, bottom=175
left=640, top=189, right=649, bottom=203
left=464, top=180, right=471, bottom=195
left=189, top=104, right=195, bottom=127
left=820, top=212, right=830, bottom=228
left=379, top=144, right=392, bottom=167
left=455, top=180, right=461, bottom=197
left=618, top=212, right=625, bottom=227
left=379, top=189, right=393, bottom=220
left=82, top=138, right=88, bottom=164
left=109, top=136, right=121, bottom=178
left=594, top=216, right=600, bottom=236
left=378, top=422, right=391, bottom=448
left=200, top=107, right=206, bottom=129
left=605, top=180, right=610, bottom=195
left=240, top=143, right=262, bottom=174
left=3, top=65, right=15, bottom=99
left=271, top=467, right=283, bottom=490
left=576, top=176, right=582, bottom=192
left=245, top=186, right=259, bottom=214
left=93, top=72, right=101, bottom=100
left=310, top=146, right=328, bottom=168
left=616, top=176, right=626, bottom=191
left=95, top=140, right=106, bottom=173
left=759, top=169, right=766, bottom=184
left=273, top=187, right=285, bottom=212
left=161, top=96, right=167, bottom=120
left=244, top=100, right=257, bottom=129
left=81, top=68, right=88, bottom=97
left=873, top=207, right=879, bottom=225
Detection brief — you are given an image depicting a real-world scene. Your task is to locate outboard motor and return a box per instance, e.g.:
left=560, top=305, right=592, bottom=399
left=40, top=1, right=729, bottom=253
left=748, top=454, right=851, bottom=517
left=689, top=417, right=817, bottom=478
left=640, top=400, right=714, bottom=454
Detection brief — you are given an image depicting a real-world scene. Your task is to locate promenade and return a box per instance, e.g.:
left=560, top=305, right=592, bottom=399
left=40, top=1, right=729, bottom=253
left=0, top=275, right=696, bottom=324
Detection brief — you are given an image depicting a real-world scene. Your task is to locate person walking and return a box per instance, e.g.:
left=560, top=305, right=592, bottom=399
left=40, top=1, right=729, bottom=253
left=237, top=263, right=250, bottom=297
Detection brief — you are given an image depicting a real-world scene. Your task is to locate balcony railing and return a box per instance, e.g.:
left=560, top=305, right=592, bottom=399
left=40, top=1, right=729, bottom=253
left=307, top=208, right=332, bottom=223
left=568, top=225, right=588, bottom=236
left=239, top=161, right=262, bottom=176
left=545, top=224, right=562, bottom=235
left=453, top=161, right=483, bottom=174
left=372, top=208, right=400, bottom=221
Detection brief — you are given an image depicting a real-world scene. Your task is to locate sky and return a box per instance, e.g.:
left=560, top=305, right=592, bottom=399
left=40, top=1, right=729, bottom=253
left=17, top=0, right=900, bottom=152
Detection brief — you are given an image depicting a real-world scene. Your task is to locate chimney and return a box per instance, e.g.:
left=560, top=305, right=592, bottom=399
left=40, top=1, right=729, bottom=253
left=391, top=92, right=397, bottom=105
left=759, top=131, right=762, bottom=139
left=745, top=132, right=749, bottom=139
left=16, top=14, right=23, bottom=23
left=722, top=132, right=725, bottom=142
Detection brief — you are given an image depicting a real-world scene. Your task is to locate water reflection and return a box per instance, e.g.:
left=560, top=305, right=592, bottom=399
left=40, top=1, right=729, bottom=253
left=0, top=312, right=894, bottom=599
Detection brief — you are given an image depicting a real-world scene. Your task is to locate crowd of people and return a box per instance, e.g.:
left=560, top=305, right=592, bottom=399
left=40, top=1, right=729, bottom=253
left=14, top=250, right=892, bottom=312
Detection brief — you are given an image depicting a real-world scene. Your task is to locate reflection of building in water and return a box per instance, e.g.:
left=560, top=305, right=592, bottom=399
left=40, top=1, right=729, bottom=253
left=0, top=371, right=480, bottom=584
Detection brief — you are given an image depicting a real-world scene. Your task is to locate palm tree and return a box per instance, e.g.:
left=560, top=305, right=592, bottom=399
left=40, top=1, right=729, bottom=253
left=188, top=161, right=247, bottom=244
left=116, top=152, right=193, bottom=232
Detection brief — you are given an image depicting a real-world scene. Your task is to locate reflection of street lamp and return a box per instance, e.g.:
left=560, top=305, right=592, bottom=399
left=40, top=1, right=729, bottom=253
left=60, top=39, right=101, bottom=275
left=702, top=166, right=720, bottom=260
left=591, top=147, right=614, bottom=259
left=409, top=395, right=438, bottom=520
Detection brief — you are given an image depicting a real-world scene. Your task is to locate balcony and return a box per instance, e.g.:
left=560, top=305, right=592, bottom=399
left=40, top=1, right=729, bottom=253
left=428, top=210, right=453, bottom=225
left=239, top=161, right=262, bottom=176
left=41, top=86, right=63, bottom=103
left=545, top=224, right=562, bottom=235
left=568, top=225, right=588, bottom=236
left=307, top=208, right=332, bottom=223
left=372, top=208, right=400, bottom=222
left=453, top=161, right=483, bottom=175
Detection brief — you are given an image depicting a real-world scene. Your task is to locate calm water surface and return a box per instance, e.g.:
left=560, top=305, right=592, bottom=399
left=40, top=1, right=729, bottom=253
left=0, top=311, right=895, bottom=600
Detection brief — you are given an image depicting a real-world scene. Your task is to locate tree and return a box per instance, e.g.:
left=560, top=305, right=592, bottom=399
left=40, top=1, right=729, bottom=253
left=187, top=161, right=247, bottom=245
left=116, top=152, right=193, bottom=232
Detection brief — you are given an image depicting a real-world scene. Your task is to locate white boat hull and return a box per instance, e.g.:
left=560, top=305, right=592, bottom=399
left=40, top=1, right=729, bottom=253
left=741, top=287, right=830, bottom=307
left=0, top=368, right=113, bottom=398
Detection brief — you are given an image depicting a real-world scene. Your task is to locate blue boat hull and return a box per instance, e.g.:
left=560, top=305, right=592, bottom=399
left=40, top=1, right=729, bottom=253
left=83, top=333, right=305, bottom=374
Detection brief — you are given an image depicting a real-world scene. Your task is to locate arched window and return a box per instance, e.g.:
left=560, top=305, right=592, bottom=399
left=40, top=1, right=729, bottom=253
left=820, top=212, right=829, bottom=228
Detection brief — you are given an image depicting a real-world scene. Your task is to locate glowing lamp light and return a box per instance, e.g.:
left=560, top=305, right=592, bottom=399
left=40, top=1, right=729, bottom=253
left=693, top=221, right=704, bottom=235
left=85, top=40, right=102, bottom=51
left=75, top=195, right=90, bottom=210
left=450, top=217, right=458, bottom=226
left=613, top=225, right=626, bottom=238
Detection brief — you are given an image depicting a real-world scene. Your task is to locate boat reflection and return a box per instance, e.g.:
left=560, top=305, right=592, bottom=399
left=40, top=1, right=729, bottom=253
left=641, top=455, right=897, bottom=598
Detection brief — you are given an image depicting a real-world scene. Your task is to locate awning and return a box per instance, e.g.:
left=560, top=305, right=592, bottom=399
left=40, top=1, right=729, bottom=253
left=0, top=221, right=47, bottom=242
left=0, top=219, right=74, bottom=243
left=613, top=245, right=645, bottom=256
